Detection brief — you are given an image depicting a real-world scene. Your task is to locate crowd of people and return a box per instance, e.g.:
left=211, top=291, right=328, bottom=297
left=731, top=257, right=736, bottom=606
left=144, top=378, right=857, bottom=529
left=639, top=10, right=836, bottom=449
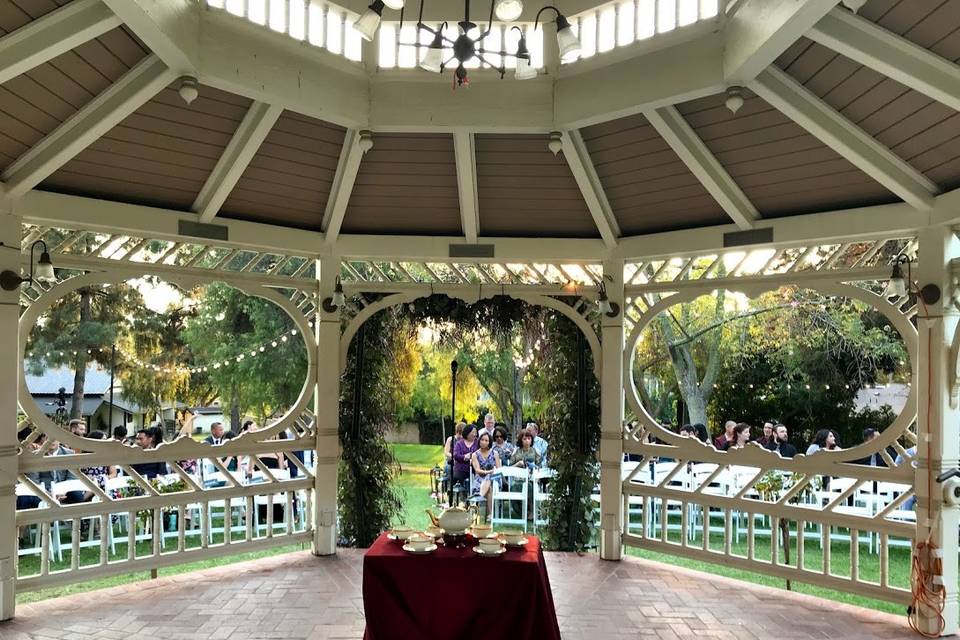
left=442, top=413, right=550, bottom=512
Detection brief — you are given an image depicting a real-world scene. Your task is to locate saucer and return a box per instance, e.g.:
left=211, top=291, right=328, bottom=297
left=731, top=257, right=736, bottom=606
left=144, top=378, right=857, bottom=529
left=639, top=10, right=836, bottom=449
left=473, top=545, right=506, bottom=557
left=501, top=537, right=528, bottom=547
left=387, top=533, right=409, bottom=542
left=402, top=543, right=437, bottom=554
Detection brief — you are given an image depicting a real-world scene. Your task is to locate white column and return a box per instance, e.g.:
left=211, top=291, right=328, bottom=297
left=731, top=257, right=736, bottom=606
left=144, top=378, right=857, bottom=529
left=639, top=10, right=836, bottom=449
left=0, top=212, right=21, bottom=620
left=599, top=259, right=624, bottom=560
left=312, top=256, right=340, bottom=555
left=915, top=225, right=960, bottom=635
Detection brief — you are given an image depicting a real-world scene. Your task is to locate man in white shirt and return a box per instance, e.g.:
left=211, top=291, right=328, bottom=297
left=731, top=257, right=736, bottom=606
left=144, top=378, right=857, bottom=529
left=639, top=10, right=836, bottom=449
left=478, top=413, right=495, bottom=438
left=528, top=422, right=548, bottom=465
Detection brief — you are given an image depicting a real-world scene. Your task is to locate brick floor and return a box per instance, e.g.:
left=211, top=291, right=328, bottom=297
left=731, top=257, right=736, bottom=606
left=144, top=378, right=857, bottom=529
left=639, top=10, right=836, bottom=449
left=0, top=550, right=915, bottom=639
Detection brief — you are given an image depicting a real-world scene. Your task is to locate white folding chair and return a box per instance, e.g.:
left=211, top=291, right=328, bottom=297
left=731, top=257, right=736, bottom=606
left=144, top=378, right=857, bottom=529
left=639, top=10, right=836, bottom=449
left=491, top=466, right=529, bottom=532
left=532, top=468, right=555, bottom=531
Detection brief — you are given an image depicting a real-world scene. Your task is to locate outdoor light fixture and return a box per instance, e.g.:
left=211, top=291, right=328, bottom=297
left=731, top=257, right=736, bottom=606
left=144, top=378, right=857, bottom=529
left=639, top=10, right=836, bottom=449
left=178, top=76, right=199, bottom=105
left=597, top=276, right=620, bottom=318
left=358, top=129, right=375, bottom=153
left=841, top=0, right=867, bottom=12
left=547, top=131, right=563, bottom=155
left=355, top=0, right=579, bottom=86
left=884, top=255, right=942, bottom=305
left=322, top=276, right=346, bottom=312
left=725, top=86, right=744, bottom=115
left=0, top=240, right=55, bottom=291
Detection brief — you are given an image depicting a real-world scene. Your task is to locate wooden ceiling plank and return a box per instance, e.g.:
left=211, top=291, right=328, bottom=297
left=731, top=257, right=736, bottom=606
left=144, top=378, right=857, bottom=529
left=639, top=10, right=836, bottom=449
left=452, top=130, right=480, bottom=243
left=0, top=0, right=120, bottom=85
left=322, top=129, right=366, bottom=244
left=644, top=106, right=759, bottom=230
left=194, top=100, right=282, bottom=223
left=560, top=130, right=620, bottom=249
left=751, top=66, right=938, bottom=211
left=1, top=54, right=175, bottom=198
left=809, top=7, right=960, bottom=113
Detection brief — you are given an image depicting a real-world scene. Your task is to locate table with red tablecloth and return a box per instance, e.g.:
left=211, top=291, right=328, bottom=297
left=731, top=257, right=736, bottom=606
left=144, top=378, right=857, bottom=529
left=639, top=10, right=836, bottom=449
left=362, top=532, right=561, bottom=640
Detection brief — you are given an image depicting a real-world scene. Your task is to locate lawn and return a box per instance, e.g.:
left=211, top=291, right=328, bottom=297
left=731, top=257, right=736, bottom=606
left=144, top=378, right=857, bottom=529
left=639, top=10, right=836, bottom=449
left=16, top=444, right=918, bottom=617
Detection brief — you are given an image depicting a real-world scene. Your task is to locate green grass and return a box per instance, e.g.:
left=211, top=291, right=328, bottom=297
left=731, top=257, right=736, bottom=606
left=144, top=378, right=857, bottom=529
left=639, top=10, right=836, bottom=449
left=15, top=444, right=920, bottom=618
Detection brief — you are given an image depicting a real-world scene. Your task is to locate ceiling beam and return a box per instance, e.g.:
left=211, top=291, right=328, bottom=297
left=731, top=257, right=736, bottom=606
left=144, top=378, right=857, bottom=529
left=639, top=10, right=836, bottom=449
left=750, top=66, right=938, bottom=211
left=100, top=0, right=198, bottom=73
left=453, top=131, right=480, bottom=243
left=808, top=7, right=960, bottom=113
left=321, top=130, right=365, bottom=245
left=1, top=54, right=175, bottom=199
left=0, top=0, right=121, bottom=86
left=560, top=130, right=620, bottom=249
left=193, top=101, right=283, bottom=223
left=723, top=0, right=838, bottom=84
left=643, top=106, right=758, bottom=230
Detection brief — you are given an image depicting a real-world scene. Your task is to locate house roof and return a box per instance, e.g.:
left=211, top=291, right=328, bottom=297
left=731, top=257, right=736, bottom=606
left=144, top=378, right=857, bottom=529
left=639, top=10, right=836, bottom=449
left=24, top=362, right=113, bottom=396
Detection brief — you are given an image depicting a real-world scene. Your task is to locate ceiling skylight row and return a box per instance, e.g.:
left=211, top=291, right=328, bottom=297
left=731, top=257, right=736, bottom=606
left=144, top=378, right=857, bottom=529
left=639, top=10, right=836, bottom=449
left=206, top=0, right=364, bottom=61
left=564, top=0, right=718, bottom=63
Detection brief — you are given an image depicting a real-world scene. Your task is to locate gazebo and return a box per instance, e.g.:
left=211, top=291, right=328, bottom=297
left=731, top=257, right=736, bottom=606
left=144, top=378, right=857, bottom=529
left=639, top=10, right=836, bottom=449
left=0, top=0, right=958, bottom=636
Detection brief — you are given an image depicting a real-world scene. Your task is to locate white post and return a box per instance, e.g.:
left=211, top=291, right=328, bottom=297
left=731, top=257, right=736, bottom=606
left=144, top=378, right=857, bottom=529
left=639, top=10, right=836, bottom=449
left=915, top=225, right=960, bottom=635
left=312, top=256, right=340, bottom=555
left=0, top=212, right=21, bottom=619
left=599, top=258, right=624, bottom=560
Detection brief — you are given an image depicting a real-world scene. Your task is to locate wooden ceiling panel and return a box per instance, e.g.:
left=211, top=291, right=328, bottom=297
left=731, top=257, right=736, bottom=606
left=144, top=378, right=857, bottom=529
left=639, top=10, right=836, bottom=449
left=580, top=113, right=729, bottom=235
left=221, top=112, right=345, bottom=231
left=475, top=134, right=597, bottom=238
left=860, top=0, right=960, bottom=62
left=342, top=133, right=461, bottom=235
left=0, top=26, right=149, bottom=173
left=0, top=0, right=69, bottom=34
left=42, top=83, right=250, bottom=211
left=775, top=38, right=960, bottom=192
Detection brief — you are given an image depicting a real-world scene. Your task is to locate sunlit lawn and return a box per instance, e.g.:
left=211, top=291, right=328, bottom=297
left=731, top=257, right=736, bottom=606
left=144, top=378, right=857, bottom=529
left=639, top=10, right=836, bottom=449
left=16, top=444, right=919, bottom=617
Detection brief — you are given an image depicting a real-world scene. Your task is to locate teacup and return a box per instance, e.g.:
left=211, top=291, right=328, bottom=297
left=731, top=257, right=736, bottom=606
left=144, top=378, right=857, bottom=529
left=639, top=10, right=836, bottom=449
left=471, top=523, right=493, bottom=538
left=391, top=526, right=414, bottom=541
left=500, top=529, right=525, bottom=545
left=407, top=533, right=432, bottom=551
left=425, top=525, right=444, bottom=539
left=478, top=537, right=503, bottom=554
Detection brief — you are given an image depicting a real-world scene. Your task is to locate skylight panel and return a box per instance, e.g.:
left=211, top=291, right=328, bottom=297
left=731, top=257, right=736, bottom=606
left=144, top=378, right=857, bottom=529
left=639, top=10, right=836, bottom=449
left=598, top=6, right=616, bottom=53
left=637, top=0, right=655, bottom=39
left=269, top=0, right=287, bottom=32
left=678, top=0, right=698, bottom=26
left=288, top=0, right=306, bottom=39
left=617, top=0, right=635, bottom=46
left=657, top=0, right=677, bottom=33
left=580, top=13, right=597, bottom=58
left=308, top=3, right=324, bottom=45
left=327, top=10, right=343, bottom=54
left=379, top=24, right=397, bottom=67
left=249, top=0, right=268, bottom=24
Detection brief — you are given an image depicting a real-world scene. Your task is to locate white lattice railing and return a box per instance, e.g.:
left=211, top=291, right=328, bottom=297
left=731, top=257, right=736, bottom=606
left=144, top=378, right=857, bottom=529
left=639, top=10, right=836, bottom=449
left=15, top=415, right=317, bottom=592
left=205, top=0, right=364, bottom=62
left=564, top=0, right=720, bottom=64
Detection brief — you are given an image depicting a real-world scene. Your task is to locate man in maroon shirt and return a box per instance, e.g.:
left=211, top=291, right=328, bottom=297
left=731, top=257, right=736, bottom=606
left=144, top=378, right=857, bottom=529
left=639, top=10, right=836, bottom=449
left=712, top=420, right=737, bottom=450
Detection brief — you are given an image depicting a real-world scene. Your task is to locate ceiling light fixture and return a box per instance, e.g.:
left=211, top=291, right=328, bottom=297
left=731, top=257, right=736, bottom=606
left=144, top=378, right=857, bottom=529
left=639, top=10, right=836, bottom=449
left=884, top=254, right=941, bottom=305
left=841, top=0, right=867, bottom=12
left=547, top=131, right=563, bottom=155
left=358, top=129, right=375, bottom=153
left=178, top=76, right=199, bottom=105
left=1, top=240, right=56, bottom=291
left=724, top=86, right=744, bottom=115
left=355, top=0, right=579, bottom=87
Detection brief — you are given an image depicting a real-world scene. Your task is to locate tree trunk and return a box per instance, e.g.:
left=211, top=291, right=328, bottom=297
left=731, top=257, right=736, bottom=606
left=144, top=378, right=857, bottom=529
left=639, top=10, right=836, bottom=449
left=230, top=390, right=240, bottom=432
left=70, top=288, right=94, bottom=419
left=511, top=365, right=523, bottom=429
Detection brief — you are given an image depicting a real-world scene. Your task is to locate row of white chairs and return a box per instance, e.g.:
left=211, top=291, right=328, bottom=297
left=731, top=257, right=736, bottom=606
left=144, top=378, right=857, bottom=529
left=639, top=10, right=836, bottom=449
left=490, top=467, right=554, bottom=533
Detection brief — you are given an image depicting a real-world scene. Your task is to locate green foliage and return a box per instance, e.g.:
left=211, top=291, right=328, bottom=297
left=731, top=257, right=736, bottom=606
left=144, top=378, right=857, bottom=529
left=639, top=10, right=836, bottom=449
left=181, top=283, right=307, bottom=426
left=536, top=311, right=600, bottom=552
left=338, top=309, right=408, bottom=547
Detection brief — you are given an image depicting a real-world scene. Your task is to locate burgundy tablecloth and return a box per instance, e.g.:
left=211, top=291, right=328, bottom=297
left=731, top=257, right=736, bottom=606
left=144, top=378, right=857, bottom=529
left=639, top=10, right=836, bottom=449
left=362, top=532, right=561, bottom=640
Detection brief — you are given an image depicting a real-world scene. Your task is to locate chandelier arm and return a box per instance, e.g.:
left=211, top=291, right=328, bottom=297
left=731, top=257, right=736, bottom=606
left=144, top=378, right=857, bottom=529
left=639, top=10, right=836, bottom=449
left=477, top=47, right=521, bottom=59
left=475, top=52, right=507, bottom=77
left=416, top=22, right=438, bottom=35
left=475, top=0, right=496, bottom=39
left=533, top=5, right=560, bottom=29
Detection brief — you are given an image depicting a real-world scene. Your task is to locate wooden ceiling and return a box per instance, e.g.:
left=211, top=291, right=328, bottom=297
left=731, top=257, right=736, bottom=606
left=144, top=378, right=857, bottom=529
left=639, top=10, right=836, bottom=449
left=3, top=0, right=960, bottom=240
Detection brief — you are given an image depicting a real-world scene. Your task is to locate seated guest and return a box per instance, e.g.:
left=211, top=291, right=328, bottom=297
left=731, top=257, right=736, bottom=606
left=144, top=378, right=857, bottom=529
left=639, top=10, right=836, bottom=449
left=763, top=424, right=797, bottom=458
left=692, top=423, right=709, bottom=443
left=471, top=432, right=501, bottom=513
left=204, top=422, right=227, bottom=445
left=528, top=422, right=548, bottom=465
left=851, top=427, right=897, bottom=467
left=131, top=427, right=168, bottom=478
left=729, top=423, right=751, bottom=450
left=713, top=421, right=737, bottom=450
left=806, top=429, right=841, bottom=455
left=69, top=431, right=117, bottom=503
left=510, top=429, right=541, bottom=469
left=68, top=419, right=87, bottom=438
left=678, top=424, right=697, bottom=438
left=756, top=422, right=775, bottom=447
left=242, top=422, right=287, bottom=477
left=479, top=413, right=496, bottom=438
left=16, top=427, right=45, bottom=510
left=444, top=422, right=465, bottom=489
left=452, top=424, right=479, bottom=493
left=112, top=425, right=128, bottom=443
left=491, top=426, right=514, bottom=464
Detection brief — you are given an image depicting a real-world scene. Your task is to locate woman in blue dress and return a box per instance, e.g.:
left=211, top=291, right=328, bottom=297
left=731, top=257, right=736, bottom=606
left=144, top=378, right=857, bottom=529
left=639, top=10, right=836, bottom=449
left=471, top=431, right=501, bottom=515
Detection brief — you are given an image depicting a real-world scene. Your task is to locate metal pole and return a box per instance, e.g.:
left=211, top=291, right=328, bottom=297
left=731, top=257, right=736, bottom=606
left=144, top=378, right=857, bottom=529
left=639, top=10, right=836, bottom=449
left=109, top=344, right=116, bottom=428
left=449, top=359, right=458, bottom=506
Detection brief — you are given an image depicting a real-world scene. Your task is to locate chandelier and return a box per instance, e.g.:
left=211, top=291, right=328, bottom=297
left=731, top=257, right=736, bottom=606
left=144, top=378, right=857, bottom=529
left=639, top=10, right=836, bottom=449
left=355, top=0, right=582, bottom=86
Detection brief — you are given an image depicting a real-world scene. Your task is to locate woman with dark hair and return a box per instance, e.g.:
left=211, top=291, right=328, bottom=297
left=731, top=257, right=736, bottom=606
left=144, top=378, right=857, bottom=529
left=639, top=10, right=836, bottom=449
left=509, top=429, right=541, bottom=469
left=806, top=429, right=840, bottom=455
left=67, top=431, right=117, bottom=503
left=692, top=423, right=709, bottom=443
left=471, top=431, right=500, bottom=514
left=491, top=425, right=514, bottom=463
left=452, top=423, right=479, bottom=494
left=729, top=423, right=751, bottom=450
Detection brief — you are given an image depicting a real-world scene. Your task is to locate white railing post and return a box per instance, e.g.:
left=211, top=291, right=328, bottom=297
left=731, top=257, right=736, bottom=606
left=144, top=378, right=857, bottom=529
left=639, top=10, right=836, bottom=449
left=915, top=225, right=960, bottom=635
left=0, top=213, right=21, bottom=620
left=599, top=258, right=624, bottom=560
left=312, top=256, right=339, bottom=555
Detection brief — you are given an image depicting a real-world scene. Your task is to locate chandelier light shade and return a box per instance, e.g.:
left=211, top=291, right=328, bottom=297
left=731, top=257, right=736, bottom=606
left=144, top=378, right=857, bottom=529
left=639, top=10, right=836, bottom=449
left=356, top=0, right=386, bottom=41
left=352, top=0, right=580, bottom=85
left=494, top=0, right=524, bottom=21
